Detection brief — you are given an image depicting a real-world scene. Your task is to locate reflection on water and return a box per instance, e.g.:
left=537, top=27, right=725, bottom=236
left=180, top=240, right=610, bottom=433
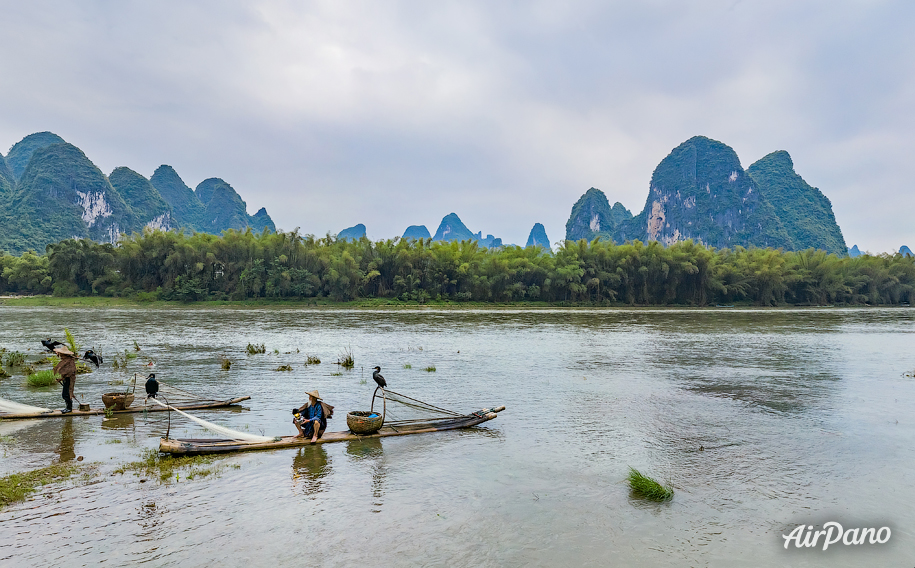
left=292, top=446, right=331, bottom=495
left=0, top=306, right=913, bottom=567
left=56, top=418, right=75, bottom=462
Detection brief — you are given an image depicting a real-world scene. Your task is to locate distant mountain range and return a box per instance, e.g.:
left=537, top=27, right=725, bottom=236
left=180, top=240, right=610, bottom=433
left=2, top=131, right=870, bottom=257
left=0, top=132, right=275, bottom=254
left=566, top=136, right=848, bottom=255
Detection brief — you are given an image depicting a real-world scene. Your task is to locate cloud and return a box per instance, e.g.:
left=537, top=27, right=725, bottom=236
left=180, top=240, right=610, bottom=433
left=0, top=0, right=912, bottom=250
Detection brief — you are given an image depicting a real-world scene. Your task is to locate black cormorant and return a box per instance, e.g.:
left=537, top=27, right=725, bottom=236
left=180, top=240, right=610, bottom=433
left=41, top=339, right=64, bottom=352
left=83, top=350, right=103, bottom=368
left=372, top=366, right=387, bottom=388
left=145, top=373, right=159, bottom=398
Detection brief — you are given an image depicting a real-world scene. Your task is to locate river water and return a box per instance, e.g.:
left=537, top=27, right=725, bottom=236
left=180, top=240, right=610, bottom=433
left=0, top=306, right=913, bottom=567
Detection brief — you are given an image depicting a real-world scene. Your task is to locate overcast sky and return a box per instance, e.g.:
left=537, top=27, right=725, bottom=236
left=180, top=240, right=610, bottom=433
left=1, top=1, right=912, bottom=251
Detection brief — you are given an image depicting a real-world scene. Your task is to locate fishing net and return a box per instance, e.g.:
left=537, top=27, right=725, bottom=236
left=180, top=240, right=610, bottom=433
left=0, top=397, right=51, bottom=415
left=375, top=389, right=498, bottom=431
left=148, top=398, right=274, bottom=443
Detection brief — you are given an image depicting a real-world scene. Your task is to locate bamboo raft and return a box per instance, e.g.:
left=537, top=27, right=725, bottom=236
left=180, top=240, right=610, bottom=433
left=160, top=405, right=505, bottom=455
left=0, top=396, right=251, bottom=420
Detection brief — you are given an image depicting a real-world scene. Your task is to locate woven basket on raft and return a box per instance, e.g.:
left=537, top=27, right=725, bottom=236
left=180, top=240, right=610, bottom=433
left=102, top=392, right=134, bottom=411
left=347, top=411, right=384, bottom=435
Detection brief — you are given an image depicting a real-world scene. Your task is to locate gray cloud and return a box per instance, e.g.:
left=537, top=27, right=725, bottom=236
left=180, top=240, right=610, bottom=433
left=1, top=0, right=912, bottom=251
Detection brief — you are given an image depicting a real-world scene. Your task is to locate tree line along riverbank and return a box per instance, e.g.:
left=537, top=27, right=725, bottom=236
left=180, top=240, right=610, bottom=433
left=0, top=229, right=913, bottom=306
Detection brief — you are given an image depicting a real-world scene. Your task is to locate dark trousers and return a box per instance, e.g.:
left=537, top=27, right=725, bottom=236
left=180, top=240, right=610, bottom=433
left=61, top=377, right=72, bottom=409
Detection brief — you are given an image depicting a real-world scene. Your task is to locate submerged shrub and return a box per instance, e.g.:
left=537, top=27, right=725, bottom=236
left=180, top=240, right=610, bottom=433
left=26, top=369, right=60, bottom=387
left=246, top=343, right=266, bottom=355
left=627, top=467, right=674, bottom=501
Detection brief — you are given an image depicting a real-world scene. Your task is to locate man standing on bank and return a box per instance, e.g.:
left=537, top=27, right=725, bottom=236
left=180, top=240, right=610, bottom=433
left=53, top=346, right=78, bottom=413
left=293, top=390, right=332, bottom=443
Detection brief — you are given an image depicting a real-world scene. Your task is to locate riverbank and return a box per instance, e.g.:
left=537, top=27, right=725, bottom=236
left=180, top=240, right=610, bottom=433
left=0, top=295, right=908, bottom=309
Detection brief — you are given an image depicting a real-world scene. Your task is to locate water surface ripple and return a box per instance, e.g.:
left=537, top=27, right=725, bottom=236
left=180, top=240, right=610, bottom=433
left=0, top=306, right=913, bottom=566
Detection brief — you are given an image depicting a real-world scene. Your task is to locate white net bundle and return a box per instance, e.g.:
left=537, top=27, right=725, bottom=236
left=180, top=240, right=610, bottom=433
left=0, top=397, right=51, bottom=415
left=148, top=398, right=273, bottom=443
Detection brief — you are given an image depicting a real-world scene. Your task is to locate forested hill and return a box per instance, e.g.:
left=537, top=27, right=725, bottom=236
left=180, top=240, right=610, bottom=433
left=0, top=132, right=276, bottom=254
left=566, top=136, right=847, bottom=255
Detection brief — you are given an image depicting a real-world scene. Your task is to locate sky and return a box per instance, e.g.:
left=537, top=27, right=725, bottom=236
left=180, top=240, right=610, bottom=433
left=0, top=0, right=912, bottom=252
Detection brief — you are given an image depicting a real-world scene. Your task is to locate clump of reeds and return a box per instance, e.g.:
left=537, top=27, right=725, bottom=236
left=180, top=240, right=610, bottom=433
left=64, top=328, right=80, bottom=353
left=336, top=347, right=354, bottom=369
left=423, top=365, right=436, bottom=372
left=133, top=340, right=141, bottom=351
left=274, top=365, right=293, bottom=372
left=4, top=351, right=25, bottom=367
left=305, top=355, right=321, bottom=365
left=0, top=367, right=9, bottom=378
left=75, top=362, right=92, bottom=374
left=627, top=467, right=674, bottom=501
left=246, top=343, right=266, bottom=355
left=220, top=356, right=232, bottom=370
left=403, top=363, right=412, bottom=369
left=330, top=372, right=342, bottom=377
left=26, top=369, right=60, bottom=388
left=21, top=365, right=36, bottom=376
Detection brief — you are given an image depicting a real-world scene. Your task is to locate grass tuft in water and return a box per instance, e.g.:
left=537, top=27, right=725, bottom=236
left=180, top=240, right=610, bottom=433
left=26, top=369, right=60, bottom=387
left=274, top=364, right=293, bottom=371
left=0, top=463, right=80, bottom=509
left=246, top=343, right=266, bottom=355
left=0, top=367, right=9, bottom=378
left=330, top=372, right=342, bottom=377
left=220, top=357, right=232, bottom=370
left=336, top=347, right=354, bottom=369
left=4, top=351, right=25, bottom=367
left=423, top=365, right=436, bottom=372
left=65, top=328, right=80, bottom=353
left=305, top=355, right=321, bottom=365
left=627, top=467, right=674, bottom=501
left=113, top=449, right=237, bottom=482
left=403, top=363, right=412, bottom=369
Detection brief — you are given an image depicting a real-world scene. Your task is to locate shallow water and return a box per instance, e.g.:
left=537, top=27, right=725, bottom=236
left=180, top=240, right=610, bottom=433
left=1, top=306, right=913, bottom=567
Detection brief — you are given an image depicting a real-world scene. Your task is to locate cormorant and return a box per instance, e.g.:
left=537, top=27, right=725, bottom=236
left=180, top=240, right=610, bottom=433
left=83, top=350, right=103, bottom=368
left=145, top=373, right=159, bottom=398
left=372, top=366, right=387, bottom=388
left=41, top=339, right=64, bottom=352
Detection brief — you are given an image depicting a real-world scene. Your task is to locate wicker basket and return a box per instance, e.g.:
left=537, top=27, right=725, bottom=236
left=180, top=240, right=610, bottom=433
left=347, top=410, right=384, bottom=435
left=102, top=392, right=135, bottom=411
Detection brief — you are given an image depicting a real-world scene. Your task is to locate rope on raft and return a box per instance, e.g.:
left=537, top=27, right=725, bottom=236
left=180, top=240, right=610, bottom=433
left=148, top=398, right=275, bottom=443
left=0, top=397, right=51, bottom=415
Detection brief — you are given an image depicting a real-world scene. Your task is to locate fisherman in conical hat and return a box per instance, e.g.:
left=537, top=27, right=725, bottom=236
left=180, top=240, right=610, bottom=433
left=52, top=346, right=78, bottom=414
left=292, top=389, right=332, bottom=443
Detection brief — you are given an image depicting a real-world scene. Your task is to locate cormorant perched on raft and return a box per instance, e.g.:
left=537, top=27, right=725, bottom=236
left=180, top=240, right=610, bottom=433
left=41, top=339, right=64, bottom=352
left=82, top=350, right=103, bottom=368
left=145, top=373, right=159, bottom=398
left=372, top=366, right=387, bottom=388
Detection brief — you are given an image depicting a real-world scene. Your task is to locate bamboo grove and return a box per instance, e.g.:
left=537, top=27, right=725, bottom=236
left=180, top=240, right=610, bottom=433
left=1, top=229, right=914, bottom=305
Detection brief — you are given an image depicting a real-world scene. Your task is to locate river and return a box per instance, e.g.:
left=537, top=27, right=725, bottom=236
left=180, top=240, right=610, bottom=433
left=0, top=306, right=913, bottom=567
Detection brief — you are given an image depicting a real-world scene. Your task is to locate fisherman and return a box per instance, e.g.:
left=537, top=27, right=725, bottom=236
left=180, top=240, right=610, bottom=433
left=292, top=390, right=333, bottom=443
left=52, top=346, right=78, bottom=413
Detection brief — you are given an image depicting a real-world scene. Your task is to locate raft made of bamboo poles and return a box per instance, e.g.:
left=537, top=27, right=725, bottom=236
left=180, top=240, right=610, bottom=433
left=0, top=396, right=251, bottom=420
left=159, top=405, right=506, bottom=455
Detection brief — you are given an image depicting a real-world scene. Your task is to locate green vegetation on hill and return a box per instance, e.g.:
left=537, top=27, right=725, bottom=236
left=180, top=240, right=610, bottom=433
left=566, top=136, right=846, bottom=254
left=636, top=136, right=792, bottom=249
left=748, top=151, right=847, bottom=255
left=5, top=131, right=65, bottom=179
left=2, top=143, right=134, bottom=254
left=0, top=133, right=277, bottom=254
left=2, top=231, right=912, bottom=306
left=149, top=165, right=206, bottom=231
left=0, top=154, right=13, bottom=204
left=109, top=167, right=172, bottom=231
